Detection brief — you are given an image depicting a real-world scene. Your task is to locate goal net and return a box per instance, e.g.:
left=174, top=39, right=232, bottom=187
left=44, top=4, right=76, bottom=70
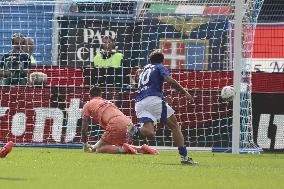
left=0, top=0, right=264, bottom=152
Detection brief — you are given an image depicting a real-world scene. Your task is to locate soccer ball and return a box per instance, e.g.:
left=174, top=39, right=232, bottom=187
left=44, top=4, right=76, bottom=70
left=29, top=72, right=47, bottom=85
left=221, top=86, right=235, bottom=101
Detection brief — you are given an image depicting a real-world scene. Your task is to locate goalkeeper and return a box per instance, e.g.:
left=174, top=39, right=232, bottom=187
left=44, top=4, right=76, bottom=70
left=81, top=86, right=158, bottom=155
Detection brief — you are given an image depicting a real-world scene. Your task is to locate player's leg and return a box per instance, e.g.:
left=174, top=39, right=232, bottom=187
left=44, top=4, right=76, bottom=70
left=162, top=101, right=185, bottom=148
left=166, top=114, right=198, bottom=165
left=95, top=140, right=137, bottom=154
left=140, top=121, right=155, bottom=139
left=127, top=120, right=156, bottom=140
left=128, top=120, right=156, bottom=140
left=95, top=140, right=122, bottom=153
left=96, top=143, right=158, bottom=155
left=0, top=141, right=13, bottom=158
left=166, top=114, right=184, bottom=146
left=129, top=96, right=159, bottom=139
left=137, top=144, right=159, bottom=155
left=96, top=116, right=138, bottom=154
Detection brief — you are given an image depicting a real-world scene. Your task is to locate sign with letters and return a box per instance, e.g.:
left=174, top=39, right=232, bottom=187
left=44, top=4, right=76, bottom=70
left=250, top=58, right=284, bottom=73
left=252, top=93, right=284, bottom=150
left=0, top=99, right=82, bottom=143
left=58, top=17, right=141, bottom=67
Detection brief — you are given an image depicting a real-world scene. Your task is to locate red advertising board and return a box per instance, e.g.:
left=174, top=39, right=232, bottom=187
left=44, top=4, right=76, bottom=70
left=253, top=25, right=284, bottom=59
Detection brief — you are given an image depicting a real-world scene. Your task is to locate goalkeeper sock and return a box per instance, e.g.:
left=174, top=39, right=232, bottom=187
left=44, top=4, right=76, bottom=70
left=178, top=146, right=188, bottom=157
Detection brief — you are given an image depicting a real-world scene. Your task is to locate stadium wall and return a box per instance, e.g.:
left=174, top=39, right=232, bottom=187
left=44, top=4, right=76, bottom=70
left=1, top=70, right=284, bottom=149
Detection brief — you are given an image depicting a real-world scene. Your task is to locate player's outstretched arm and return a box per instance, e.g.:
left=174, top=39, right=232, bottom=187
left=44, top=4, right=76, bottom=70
left=164, top=75, right=193, bottom=102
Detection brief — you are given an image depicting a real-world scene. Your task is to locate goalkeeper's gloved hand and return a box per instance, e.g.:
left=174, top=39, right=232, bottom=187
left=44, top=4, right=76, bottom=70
left=83, top=143, right=94, bottom=153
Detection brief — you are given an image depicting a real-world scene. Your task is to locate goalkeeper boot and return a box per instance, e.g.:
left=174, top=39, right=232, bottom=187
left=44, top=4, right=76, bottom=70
left=180, top=156, right=198, bottom=165
left=0, top=141, right=14, bottom=158
left=140, top=144, right=159, bottom=155
left=122, top=143, right=138, bottom=154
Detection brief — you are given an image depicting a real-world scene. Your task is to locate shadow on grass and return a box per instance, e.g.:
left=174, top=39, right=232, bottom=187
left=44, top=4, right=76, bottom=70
left=158, top=163, right=200, bottom=167
left=0, top=177, right=27, bottom=181
left=158, top=163, right=181, bottom=166
left=158, top=163, right=198, bottom=166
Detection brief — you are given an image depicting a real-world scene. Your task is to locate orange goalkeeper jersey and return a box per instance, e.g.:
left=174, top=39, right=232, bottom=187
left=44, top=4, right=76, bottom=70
left=82, top=97, right=126, bottom=129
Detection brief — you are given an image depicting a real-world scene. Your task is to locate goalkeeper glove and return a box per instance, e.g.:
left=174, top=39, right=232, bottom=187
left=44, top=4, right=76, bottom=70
left=83, top=143, right=94, bottom=153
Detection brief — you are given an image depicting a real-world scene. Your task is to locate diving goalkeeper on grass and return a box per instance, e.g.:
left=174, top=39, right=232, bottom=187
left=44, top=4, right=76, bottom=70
left=81, top=86, right=158, bottom=155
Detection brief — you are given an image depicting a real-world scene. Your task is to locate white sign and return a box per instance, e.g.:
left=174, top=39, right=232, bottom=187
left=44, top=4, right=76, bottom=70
left=77, top=29, right=117, bottom=61
left=249, top=58, right=284, bottom=73
left=0, top=98, right=82, bottom=143
left=257, top=114, right=284, bottom=149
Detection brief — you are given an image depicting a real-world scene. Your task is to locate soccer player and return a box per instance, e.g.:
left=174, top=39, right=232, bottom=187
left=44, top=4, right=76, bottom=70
left=81, top=86, right=158, bottom=155
left=128, top=49, right=198, bottom=165
left=0, top=141, right=13, bottom=158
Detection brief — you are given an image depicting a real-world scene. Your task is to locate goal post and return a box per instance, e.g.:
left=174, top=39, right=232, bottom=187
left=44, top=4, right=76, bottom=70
left=233, top=0, right=264, bottom=154
left=0, top=0, right=264, bottom=153
left=232, top=0, right=243, bottom=154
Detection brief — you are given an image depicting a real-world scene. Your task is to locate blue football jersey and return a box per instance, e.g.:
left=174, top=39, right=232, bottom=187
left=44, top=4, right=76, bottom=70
left=135, top=63, right=170, bottom=102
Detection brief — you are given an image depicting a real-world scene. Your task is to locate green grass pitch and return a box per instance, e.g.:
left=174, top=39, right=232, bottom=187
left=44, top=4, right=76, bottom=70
left=0, top=148, right=284, bottom=189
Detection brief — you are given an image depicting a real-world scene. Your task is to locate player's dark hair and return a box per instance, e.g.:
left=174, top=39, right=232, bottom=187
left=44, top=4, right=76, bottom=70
left=149, top=49, right=164, bottom=64
left=90, top=86, right=102, bottom=97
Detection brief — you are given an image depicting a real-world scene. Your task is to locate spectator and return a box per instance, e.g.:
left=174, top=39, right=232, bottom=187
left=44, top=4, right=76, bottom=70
left=91, top=35, right=131, bottom=106
left=0, top=32, right=31, bottom=85
left=23, top=37, right=36, bottom=65
left=91, top=35, right=131, bottom=88
left=93, top=36, right=123, bottom=68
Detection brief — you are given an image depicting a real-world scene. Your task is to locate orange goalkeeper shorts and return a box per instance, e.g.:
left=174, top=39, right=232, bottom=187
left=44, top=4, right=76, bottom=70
left=101, top=115, right=131, bottom=146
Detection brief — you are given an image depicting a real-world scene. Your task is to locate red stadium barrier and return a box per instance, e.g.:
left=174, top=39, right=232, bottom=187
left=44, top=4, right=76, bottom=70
left=1, top=66, right=284, bottom=144
left=30, top=66, right=84, bottom=86
left=30, top=66, right=284, bottom=92
left=0, top=85, right=230, bottom=144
